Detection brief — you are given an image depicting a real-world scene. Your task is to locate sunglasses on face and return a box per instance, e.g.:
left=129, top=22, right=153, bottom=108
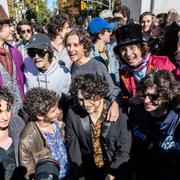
left=27, top=49, right=47, bottom=58
left=143, top=93, right=160, bottom=101
left=20, top=29, right=32, bottom=35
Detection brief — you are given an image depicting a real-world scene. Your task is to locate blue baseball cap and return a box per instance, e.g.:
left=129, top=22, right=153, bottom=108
left=87, top=17, right=116, bottom=35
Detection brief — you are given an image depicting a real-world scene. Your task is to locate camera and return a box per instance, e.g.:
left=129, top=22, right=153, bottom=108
left=35, top=158, right=60, bottom=180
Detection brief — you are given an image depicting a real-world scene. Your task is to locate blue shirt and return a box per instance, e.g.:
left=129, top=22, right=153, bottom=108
left=43, top=122, right=70, bottom=179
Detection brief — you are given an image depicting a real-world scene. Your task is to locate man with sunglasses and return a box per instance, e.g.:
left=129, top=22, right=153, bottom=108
left=128, top=70, right=180, bottom=180
left=24, top=33, right=71, bottom=99
left=16, top=20, right=33, bottom=61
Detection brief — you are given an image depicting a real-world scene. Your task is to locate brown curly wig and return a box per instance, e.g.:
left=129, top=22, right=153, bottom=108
left=136, top=70, right=180, bottom=108
left=22, top=87, right=59, bottom=121
left=71, top=74, right=109, bottom=100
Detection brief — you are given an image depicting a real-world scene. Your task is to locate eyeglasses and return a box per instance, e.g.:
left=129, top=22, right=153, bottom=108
left=143, top=93, right=159, bottom=101
left=20, top=29, right=32, bottom=35
left=27, top=49, right=47, bottom=58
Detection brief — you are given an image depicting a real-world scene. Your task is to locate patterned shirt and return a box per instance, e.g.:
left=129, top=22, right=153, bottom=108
left=43, top=122, right=70, bottom=179
left=91, top=102, right=108, bottom=168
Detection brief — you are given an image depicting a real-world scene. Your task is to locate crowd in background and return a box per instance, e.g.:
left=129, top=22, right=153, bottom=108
left=0, top=3, right=180, bottom=180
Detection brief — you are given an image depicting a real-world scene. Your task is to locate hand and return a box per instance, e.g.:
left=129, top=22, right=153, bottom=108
left=105, top=174, right=115, bottom=180
left=107, top=101, right=119, bottom=122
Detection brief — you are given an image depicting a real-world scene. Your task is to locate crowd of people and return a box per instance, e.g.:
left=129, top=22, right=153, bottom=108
left=0, top=3, right=179, bottom=180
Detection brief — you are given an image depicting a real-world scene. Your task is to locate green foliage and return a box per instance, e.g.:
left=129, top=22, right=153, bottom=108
left=24, top=0, right=50, bottom=24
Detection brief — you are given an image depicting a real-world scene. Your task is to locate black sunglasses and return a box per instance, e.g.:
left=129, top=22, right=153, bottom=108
left=21, top=29, right=32, bottom=35
left=27, top=49, right=47, bottom=58
left=143, top=93, right=159, bottom=101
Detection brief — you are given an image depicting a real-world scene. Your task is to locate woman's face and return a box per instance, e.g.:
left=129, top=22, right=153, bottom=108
left=141, top=15, right=153, bottom=33
left=120, top=44, right=142, bottom=67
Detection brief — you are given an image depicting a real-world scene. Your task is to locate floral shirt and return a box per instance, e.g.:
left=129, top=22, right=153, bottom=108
left=91, top=102, right=108, bottom=168
left=43, top=122, right=70, bottom=179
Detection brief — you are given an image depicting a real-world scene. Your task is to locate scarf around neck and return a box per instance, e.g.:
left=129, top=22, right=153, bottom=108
left=131, top=53, right=150, bottom=73
left=0, top=47, right=13, bottom=77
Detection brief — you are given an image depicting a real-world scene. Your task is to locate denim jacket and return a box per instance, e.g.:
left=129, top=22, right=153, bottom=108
left=90, top=42, right=120, bottom=87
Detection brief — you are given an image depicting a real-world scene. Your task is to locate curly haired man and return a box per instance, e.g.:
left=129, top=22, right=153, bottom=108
left=19, top=88, right=70, bottom=179
left=65, top=74, right=131, bottom=180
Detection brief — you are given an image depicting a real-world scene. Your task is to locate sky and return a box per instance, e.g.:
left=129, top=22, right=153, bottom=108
left=47, top=0, right=57, bottom=12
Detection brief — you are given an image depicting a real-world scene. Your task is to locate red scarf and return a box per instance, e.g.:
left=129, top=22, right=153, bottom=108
left=0, top=47, right=13, bottom=77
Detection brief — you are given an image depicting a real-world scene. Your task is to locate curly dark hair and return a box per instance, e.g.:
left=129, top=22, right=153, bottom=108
left=71, top=74, right=109, bottom=100
left=0, top=87, right=14, bottom=110
left=46, top=13, right=69, bottom=40
left=64, top=28, right=93, bottom=57
left=136, top=70, right=180, bottom=108
left=22, top=87, right=59, bottom=121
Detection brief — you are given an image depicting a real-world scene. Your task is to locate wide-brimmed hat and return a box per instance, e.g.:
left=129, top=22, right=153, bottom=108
left=0, top=5, right=10, bottom=24
left=114, top=23, right=144, bottom=53
left=87, top=17, right=116, bottom=35
left=27, top=33, right=52, bottom=50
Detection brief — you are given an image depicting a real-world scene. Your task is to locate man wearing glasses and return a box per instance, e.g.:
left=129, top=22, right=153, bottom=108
left=24, top=33, right=71, bottom=99
left=129, top=70, right=180, bottom=180
left=16, top=20, right=33, bottom=61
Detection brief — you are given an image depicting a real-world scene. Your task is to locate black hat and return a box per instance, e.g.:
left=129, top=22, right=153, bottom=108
left=114, top=23, right=144, bottom=53
left=27, top=33, right=52, bottom=50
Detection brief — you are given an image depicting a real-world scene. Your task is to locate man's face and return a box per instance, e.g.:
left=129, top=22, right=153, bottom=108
left=77, top=90, right=103, bottom=114
left=120, top=44, right=142, bottom=67
left=0, top=23, right=11, bottom=42
left=58, top=22, right=70, bottom=39
left=19, top=24, right=32, bottom=41
left=143, top=86, right=161, bottom=112
left=44, top=104, right=61, bottom=123
left=99, top=29, right=112, bottom=44
left=66, top=34, right=86, bottom=64
left=28, top=48, right=50, bottom=71
left=0, top=99, right=11, bottom=130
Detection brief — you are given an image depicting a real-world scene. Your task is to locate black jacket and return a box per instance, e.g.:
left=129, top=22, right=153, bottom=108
left=65, top=101, right=131, bottom=179
left=129, top=104, right=180, bottom=180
